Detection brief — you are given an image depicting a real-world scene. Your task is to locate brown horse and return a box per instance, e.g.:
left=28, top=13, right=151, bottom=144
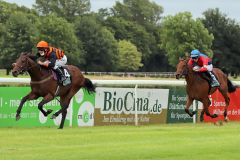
left=12, top=52, right=95, bottom=129
left=175, top=58, right=236, bottom=122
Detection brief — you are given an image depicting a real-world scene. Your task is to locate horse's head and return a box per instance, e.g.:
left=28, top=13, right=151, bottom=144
left=175, top=57, right=188, bottom=79
left=12, top=52, right=33, bottom=77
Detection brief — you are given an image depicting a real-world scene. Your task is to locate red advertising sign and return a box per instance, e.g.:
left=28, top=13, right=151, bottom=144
left=204, top=88, right=240, bottom=122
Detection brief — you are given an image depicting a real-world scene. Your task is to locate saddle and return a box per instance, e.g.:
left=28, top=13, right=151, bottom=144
left=199, top=71, right=219, bottom=88
left=52, top=67, right=71, bottom=86
left=200, top=72, right=211, bottom=84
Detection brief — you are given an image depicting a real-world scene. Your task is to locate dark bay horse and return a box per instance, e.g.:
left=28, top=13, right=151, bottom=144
left=175, top=58, right=236, bottom=122
left=12, top=52, right=95, bottom=129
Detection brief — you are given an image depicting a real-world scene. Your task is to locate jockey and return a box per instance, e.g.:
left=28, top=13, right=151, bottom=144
left=36, top=40, right=67, bottom=83
left=188, top=49, right=220, bottom=87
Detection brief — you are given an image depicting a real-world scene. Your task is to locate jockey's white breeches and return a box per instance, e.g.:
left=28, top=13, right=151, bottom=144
left=54, top=55, right=67, bottom=69
left=193, top=64, right=213, bottom=72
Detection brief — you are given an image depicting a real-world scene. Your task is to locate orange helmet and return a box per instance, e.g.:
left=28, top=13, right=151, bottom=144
left=37, top=41, right=49, bottom=48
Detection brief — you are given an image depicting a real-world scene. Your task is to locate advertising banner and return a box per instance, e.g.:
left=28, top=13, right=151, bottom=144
left=204, top=88, right=240, bottom=122
left=0, top=87, right=71, bottom=127
left=167, top=86, right=194, bottom=123
left=95, top=87, right=169, bottom=125
left=72, top=89, right=95, bottom=127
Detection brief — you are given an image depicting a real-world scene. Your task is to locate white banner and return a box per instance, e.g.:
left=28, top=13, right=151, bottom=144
left=96, top=88, right=169, bottom=114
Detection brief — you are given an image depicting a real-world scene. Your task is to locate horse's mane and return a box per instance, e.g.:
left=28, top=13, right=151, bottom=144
left=20, top=52, right=50, bottom=73
left=21, top=52, right=36, bottom=61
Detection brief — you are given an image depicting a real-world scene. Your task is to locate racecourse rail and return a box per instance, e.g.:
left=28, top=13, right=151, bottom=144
left=0, top=78, right=186, bottom=85
left=1, top=77, right=240, bottom=85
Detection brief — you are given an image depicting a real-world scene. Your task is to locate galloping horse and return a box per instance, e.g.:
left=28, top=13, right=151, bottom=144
left=12, top=52, right=95, bottom=129
left=175, top=58, right=236, bottom=121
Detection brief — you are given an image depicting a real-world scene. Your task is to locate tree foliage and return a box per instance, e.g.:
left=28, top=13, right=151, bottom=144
left=160, top=12, right=214, bottom=66
left=74, top=15, right=119, bottom=71
left=106, top=0, right=168, bottom=71
left=0, top=12, right=39, bottom=74
left=1, top=1, right=240, bottom=74
left=34, top=0, right=90, bottom=22
left=117, top=40, right=143, bottom=71
left=201, top=8, right=240, bottom=75
left=112, top=0, right=163, bottom=26
left=38, top=14, right=84, bottom=66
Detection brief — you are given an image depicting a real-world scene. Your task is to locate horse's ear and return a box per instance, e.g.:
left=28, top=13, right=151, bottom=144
left=20, top=52, right=29, bottom=56
left=179, top=57, right=185, bottom=61
left=186, top=56, right=190, bottom=61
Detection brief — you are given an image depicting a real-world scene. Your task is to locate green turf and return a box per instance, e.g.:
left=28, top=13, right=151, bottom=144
left=0, top=123, right=240, bottom=160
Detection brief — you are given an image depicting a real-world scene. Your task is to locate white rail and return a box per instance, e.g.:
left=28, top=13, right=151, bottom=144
left=0, top=78, right=186, bottom=85
left=1, top=78, right=240, bottom=85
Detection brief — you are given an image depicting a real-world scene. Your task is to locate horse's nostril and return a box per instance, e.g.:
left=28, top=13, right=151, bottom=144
left=12, top=71, right=18, bottom=77
left=176, top=74, right=180, bottom=79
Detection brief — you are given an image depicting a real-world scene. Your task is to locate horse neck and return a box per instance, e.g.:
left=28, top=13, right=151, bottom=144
left=27, top=61, right=50, bottom=81
left=185, top=66, right=196, bottom=85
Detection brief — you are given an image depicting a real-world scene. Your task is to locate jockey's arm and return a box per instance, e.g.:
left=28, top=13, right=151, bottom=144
left=47, top=53, right=57, bottom=68
left=198, top=65, right=208, bottom=72
left=37, top=53, right=56, bottom=68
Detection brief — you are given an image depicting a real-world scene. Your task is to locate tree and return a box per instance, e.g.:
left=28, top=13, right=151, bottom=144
left=112, top=0, right=163, bottom=27
left=104, top=17, right=156, bottom=66
left=38, top=14, right=84, bottom=66
left=34, top=0, right=90, bottom=22
left=75, top=15, right=119, bottom=71
left=201, top=8, right=240, bottom=75
left=103, top=0, right=169, bottom=71
left=160, top=12, right=214, bottom=66
left=117, top=40, right=143, bottom=71
left=0, top=12, right=39, bottom=74
left=0, top=1, right=37, bottom=23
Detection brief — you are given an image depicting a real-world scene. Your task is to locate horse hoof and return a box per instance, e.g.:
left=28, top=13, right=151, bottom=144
left=224, top=117, right=229, bottom=122
left=16, top=115, right=21, bottom=121
left=58, top=127, right=63, bottom=129
left=219, top=121, right=223, bottom=126
left=47, top=109, right=53, bottom=115
left=51, top=114, right=57, bottom=119
left=192, top=111, right=197, bottom=115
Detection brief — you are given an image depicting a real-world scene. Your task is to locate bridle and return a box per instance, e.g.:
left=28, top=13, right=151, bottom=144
left=13, top=56, right=39, bottom=75
left=176, top=59, right=189, bottom=78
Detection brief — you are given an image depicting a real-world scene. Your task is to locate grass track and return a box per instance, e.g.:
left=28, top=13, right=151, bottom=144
left=1, top=123, right=240, bottom=160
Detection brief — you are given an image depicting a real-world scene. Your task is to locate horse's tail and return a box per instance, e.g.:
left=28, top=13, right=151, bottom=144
left=83, top=78, right=96, bottom=94
left=227, top=78, right=237, bottom=93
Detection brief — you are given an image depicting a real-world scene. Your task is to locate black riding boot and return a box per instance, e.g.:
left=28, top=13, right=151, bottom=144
left=208, top=71, right=220, bottom=87
left=54, top=67, right=66, bottom=83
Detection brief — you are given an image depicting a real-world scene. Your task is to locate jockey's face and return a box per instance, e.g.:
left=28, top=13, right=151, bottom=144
left=38, top=48, right=46, bottom=56
left=192, top=57, right=199, bottom=62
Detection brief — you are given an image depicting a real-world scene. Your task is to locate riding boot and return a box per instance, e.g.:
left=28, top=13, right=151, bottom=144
left=208, top=71, right=220, bottom=87
left=54, top=67, right=66, bottom=83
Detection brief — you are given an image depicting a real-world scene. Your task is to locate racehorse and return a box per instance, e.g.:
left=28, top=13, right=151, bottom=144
left=175, top=58, right=236, bottom=122
left=12, top=52, right=95, bottom=129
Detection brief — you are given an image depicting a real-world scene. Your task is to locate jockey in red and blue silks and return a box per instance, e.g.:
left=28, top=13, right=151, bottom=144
left=188, top=49, right=220, bottom=87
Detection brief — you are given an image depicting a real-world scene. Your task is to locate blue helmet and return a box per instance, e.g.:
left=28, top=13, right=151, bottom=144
left=190, top=49, right=200, bottom=58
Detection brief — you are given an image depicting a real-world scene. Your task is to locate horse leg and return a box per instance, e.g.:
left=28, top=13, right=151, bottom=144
left=16, top=92, right=38, bottom=121
left=218, top=88, right=230, bottom=122
left=38, top=94, right=54, bottom=117
left=52, top=97, right=71, bottom=129
left=184, top=96, right=196, bottom=117
left=203, top=98, right=218, bottom=118
left=200, top=110, right=205, bottom=122
left=58, top=109, right=67, bottom=129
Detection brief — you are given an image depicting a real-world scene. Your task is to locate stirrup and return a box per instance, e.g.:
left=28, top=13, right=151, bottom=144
left=211, top=81, right=220, bottom=87
left=61, top=76, right=66, bottom=81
